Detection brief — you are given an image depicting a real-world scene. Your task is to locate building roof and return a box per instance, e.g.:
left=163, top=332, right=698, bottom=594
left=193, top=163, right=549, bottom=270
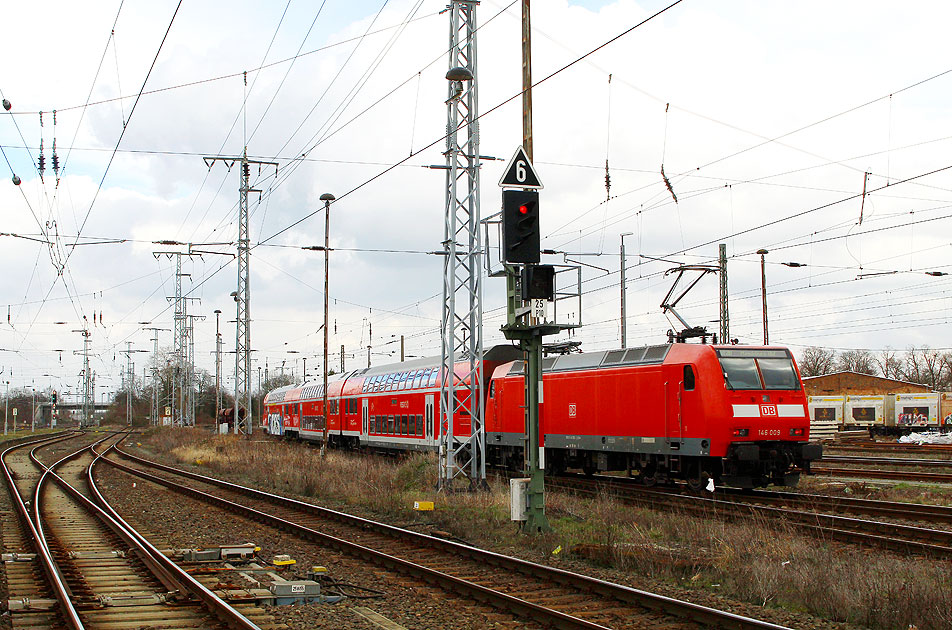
left=803, top=371, right=932, bottom=393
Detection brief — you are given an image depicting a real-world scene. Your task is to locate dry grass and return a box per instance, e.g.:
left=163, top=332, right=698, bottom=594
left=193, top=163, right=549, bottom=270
left=139, top=427, right=952, bottom=630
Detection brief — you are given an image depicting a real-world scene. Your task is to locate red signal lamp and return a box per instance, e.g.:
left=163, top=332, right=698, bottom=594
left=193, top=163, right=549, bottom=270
left=519, top=205, right=529, bottom=215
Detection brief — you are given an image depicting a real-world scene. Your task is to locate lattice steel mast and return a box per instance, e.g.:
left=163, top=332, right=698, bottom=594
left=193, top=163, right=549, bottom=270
left=203, top=151, right=277, bottom=434
left=439, top=0, right=484, bottom=490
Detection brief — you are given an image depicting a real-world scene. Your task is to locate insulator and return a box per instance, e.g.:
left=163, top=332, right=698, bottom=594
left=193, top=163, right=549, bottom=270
left=38, top=154, right=46, bottom=174
left=2, top=99, right=10, bottom=111
left=12, top=175, right=21, bottom=186
left=242, top=163, right=250, bottom=178
left=52, top=153, right=59, bottom=174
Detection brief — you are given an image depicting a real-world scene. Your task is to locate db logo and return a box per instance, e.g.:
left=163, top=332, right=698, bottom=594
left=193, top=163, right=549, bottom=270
left=568, top=404, right=577, bottom=417
left=761, top=405, right=778, bottom=416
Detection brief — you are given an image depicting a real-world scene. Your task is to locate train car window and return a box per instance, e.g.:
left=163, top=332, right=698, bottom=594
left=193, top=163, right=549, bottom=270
left=429, top=369, right=439, bottom=387
left=399, top=372, right=409, bottom=389
left=402, top=415, right=409, bottom=434
left=410, top=415, right=417, bottom=435
left=416, top=414, right=424, bottom=436
left=413, top=370, right=424, bottom=388
left=683, top=366, right=695, bottom=391
left=388, top=415, right=395, bottom=434
left=294, top=403, right=300, bottom=415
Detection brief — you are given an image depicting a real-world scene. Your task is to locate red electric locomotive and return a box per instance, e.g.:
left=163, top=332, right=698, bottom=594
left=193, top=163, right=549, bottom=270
left=486, top=343, right=821, bottom=488
left=263, top=342, right=821, bottom=489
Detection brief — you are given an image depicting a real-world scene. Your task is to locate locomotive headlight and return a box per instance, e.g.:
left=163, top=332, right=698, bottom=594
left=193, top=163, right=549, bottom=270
left=789, top=428, right=805, bottom=437
left=732, top=428, right=749, bottom=437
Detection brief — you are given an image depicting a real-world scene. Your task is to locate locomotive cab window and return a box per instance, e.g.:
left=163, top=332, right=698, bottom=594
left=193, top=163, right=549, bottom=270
left=716, top=349, right=800, bottom=390
left=682, top=365, right=695, bottom=391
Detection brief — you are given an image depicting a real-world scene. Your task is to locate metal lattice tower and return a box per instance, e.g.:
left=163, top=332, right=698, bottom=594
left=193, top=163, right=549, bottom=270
left=155, top=251, right=201, bottom=426
left=185, top=314, right=204, bottom=425
left=75, top=328, right=92, bottom=427
left=143, top=327, right=167, bottom=425
left=237, top=152, right=252, bottom=433
left=204, top=151, right=276, bottom=435
left=439, top=0, right=484, bottom=490
left=719, top=243, right=729, bottom=343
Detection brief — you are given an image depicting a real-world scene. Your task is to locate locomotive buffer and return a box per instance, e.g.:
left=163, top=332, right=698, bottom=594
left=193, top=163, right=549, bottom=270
left=498, top=147, right=576, bottom=534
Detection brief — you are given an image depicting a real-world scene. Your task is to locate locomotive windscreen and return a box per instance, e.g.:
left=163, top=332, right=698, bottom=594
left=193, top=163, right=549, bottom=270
left=716, top=348, right=800, bottom=390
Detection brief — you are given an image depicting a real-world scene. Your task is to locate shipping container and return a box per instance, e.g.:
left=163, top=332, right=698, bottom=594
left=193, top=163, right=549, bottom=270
left=844, top=395, right=885, bottom=428
left=892, top=393, right=940, bottom=427
left=808, top=395, right=844, bottom=440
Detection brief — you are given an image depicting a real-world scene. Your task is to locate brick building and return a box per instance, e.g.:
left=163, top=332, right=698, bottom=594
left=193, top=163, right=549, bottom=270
left=803, top=371, right=931, bottom=396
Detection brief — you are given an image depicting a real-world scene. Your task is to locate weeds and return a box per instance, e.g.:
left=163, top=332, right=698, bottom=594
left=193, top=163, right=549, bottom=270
left=137, top=427, right=952, bottom=630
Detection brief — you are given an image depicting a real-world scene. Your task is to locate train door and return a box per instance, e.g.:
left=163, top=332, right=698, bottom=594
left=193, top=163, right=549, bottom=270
left=425, top=394, right=435, bottom=444
left=664, top=365, right=683, bottom=447
left=678, top=364, right=701, bottom=438
left=362, top=399, right=368, bottom=439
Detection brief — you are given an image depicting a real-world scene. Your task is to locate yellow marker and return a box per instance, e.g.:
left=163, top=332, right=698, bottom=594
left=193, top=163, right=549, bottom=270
left=413, top=501, right=434, bottom=511
left=273, top=554, right=296, bottom=566
left=311, top=566, right=328, bottom=574
left=552, top=545, right=562, bottom=556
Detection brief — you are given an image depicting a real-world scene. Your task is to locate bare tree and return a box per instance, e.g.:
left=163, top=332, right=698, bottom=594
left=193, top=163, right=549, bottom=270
left=837, top=349, right=877, bottom=375
left=875, top=348, right=903, bottom=380
left=901, top=346, right=946, bottom=389
left=798, top=346, right=837, bottom=377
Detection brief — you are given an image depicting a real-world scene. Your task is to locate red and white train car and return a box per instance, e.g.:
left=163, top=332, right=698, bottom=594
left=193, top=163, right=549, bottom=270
left=262, top=345, right=522, bottom=449
left=263, top=342, right=821, bottom=489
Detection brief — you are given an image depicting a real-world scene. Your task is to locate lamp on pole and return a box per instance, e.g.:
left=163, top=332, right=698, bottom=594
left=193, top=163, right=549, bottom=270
left=319, top=192, right=335, bottom=454
left=620, top=232, right=633, bottom=349
left=4, top=380, right=8, bottom=435
left=31, top=387, right=35, bottom=433
left=230, top=291, right=239, bottom=434
left=757, top=249, right=769, bottom=345
left=214, top=309, right=222, bottom=424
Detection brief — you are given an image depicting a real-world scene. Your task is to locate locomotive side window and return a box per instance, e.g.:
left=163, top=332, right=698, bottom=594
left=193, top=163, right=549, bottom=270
left=489, top=381, right=495, bottom=398
left=683, top=365, right=695, bottom=391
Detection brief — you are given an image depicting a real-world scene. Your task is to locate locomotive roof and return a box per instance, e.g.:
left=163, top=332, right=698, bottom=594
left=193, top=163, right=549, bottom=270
left=503, top=343, right=794, bottom=376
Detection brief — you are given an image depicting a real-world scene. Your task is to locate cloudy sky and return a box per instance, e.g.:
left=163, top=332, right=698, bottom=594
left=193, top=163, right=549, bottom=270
left=2, top=0, right=952, bottom=402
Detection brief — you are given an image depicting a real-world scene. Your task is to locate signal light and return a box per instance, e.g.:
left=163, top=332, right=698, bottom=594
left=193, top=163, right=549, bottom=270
left=732, top=428, right=749, bottom=437
left=790, top=428, right=805, bottom=437
left=502, top=190, right=540, bottom=264
left=522, top=265, right=555, bottom=300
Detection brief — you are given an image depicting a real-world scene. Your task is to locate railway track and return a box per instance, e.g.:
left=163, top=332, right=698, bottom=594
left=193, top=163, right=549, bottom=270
left=97, top=441, right=794, bottom=630
left=811, top=465, right=952, bottom=484
left=547, top=473, right=952, bottom=557
left=827, top=443, right=952, bottom=457
left=820, top=455, right=952, bottom=469
left=0, top=431, right=274, bottom=630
